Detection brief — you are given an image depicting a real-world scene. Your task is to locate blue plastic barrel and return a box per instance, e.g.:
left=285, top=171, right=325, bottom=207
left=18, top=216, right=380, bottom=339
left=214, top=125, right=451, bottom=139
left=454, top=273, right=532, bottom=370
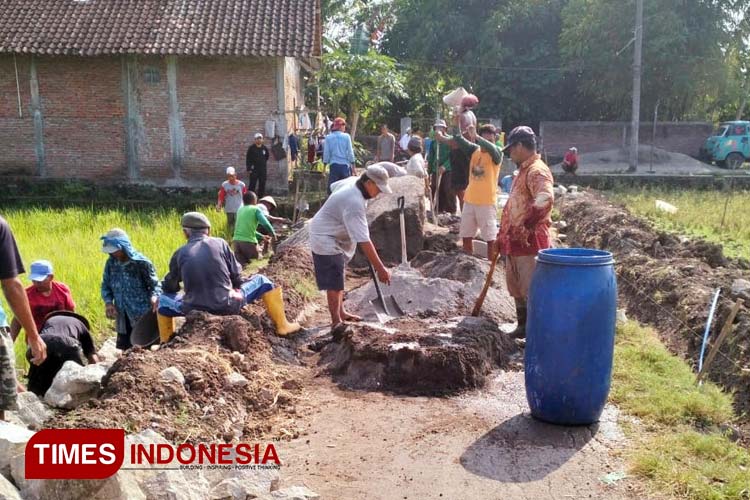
left=525, top=248, right=617, bottom=425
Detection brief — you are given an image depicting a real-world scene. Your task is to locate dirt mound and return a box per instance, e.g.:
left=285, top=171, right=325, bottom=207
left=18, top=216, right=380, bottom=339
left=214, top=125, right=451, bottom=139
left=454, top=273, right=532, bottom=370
left=51, top=313, right=304, bottom=442
left=560, top=191, right=750, bottom=418
left=319, top=316, right=518, bottom=395
left=556, top=146, right=719, bottom=175
left=412, top=251, right=516, bottom=325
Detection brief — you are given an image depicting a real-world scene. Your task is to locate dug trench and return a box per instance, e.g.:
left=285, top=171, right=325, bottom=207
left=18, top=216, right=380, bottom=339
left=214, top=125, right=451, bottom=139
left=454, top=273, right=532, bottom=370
left=559, top=190, right=750, bottom=429
left=43, top=178, right=634, bottom=498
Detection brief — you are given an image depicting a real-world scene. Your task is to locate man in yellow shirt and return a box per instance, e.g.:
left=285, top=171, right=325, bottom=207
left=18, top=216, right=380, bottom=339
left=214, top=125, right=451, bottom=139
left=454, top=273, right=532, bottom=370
left=437, top=124, right=503, bottom=260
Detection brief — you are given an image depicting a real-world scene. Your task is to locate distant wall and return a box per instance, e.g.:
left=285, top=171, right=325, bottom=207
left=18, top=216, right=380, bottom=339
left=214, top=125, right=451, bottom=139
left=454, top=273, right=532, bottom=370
left=540, top=121, right=713, bottom=159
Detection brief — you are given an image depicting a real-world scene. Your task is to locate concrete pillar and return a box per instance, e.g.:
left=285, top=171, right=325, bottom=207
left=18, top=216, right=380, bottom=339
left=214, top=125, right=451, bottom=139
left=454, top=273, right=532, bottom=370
left=275, top=57, right=289, bottom=194
left=121, top=55, right=144, bottom=181
left=29, top=56, right=46, bottom=177
left=167, top=56, right=185, bottom=180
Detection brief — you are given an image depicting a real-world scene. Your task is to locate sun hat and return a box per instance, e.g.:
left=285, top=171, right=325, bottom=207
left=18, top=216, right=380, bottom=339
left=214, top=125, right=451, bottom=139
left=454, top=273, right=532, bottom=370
left=29, top=260, right=53, bottom=281
left=258, top=196, right=277, bottom=209
left=364, top=164, right=392, bottom=194
left=101, top=228, right=128, bottom=254
left=181, top=211, right=211, bottom=229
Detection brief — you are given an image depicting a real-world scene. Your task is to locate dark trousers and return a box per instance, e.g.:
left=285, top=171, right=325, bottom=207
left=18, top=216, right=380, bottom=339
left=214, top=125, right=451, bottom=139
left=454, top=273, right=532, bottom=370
left=431, top=170, right=457, bottom=214
left=248, top=166, right=267, bottom=197
left=327, top=163, right=351, bottom=194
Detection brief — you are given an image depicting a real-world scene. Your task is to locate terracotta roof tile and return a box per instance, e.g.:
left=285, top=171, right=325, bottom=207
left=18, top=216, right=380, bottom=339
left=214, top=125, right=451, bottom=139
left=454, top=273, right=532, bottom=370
left=0, top=0, right=321, bottom=57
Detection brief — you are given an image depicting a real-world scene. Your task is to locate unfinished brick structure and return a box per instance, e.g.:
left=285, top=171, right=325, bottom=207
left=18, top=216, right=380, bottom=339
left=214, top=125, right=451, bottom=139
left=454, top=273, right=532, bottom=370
left=0, top=0, right=321, bottom=193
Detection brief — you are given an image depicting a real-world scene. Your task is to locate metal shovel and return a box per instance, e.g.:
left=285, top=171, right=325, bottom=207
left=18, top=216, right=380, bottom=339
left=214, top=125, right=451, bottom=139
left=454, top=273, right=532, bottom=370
left=368, top=262, right=404, bottom=322
left=398, top=196, right=409, bottom=269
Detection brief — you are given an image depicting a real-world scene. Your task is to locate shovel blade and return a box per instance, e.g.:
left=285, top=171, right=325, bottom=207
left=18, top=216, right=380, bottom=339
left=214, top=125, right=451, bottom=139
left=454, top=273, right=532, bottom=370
left=369, top=297, right=391, bottom=323
left=385, top=295, right=405, bottom=317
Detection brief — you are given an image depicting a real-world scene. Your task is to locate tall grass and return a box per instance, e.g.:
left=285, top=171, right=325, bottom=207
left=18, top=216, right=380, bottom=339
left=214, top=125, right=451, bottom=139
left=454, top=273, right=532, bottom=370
left=609, top=187, right=750, bottom=260
left=612, top=322, right=748, bottom=499
left=1, top=206, right=229, bottom=348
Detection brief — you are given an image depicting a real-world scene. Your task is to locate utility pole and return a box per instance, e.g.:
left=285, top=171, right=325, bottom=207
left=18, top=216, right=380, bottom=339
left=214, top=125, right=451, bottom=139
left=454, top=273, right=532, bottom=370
left=628, top=0, right=643, bottom=172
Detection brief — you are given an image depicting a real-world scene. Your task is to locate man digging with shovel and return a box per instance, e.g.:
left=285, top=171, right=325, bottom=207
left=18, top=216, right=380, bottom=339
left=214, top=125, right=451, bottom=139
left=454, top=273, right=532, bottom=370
left=309, top=165, right=393, bottom=334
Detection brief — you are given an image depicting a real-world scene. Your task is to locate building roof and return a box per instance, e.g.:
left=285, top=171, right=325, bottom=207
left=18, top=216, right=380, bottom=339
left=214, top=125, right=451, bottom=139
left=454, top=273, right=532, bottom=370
left=0, top=0, right=321, bottom=58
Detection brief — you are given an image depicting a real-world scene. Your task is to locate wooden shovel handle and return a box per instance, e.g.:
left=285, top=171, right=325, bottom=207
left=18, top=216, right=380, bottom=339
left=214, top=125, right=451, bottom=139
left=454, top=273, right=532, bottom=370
left=472, top=253, right=501, bottom=317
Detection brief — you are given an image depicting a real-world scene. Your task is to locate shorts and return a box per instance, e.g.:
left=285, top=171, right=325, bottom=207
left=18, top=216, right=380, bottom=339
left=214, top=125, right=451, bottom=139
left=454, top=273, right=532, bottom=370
left=0, top=327, right=18, bottom=411
left=312, top=252, right=346, bottom=291
left=505, top=255, right=537, bottom=299
left=459, top=202, right=498, bottom=241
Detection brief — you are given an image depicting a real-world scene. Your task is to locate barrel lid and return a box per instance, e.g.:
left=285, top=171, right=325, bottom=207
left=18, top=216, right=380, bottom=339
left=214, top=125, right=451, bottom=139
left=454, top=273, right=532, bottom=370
left=537, top=248, right=614, bottom=266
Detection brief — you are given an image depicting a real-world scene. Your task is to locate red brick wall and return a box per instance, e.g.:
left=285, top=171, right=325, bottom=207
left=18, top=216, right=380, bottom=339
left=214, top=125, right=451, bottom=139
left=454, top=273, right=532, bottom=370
left=178, top=56, right=278, bottom=184
left=38, top=56, right=127, bottom=179
left=0, top=54, right=294, bottom=192
left=0, top=55, right=36, bottom=174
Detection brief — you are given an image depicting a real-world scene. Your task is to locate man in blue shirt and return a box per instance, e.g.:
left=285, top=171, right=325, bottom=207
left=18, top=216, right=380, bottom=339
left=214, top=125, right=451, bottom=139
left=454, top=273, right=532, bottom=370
left=323, top=117, right=356, bottom=194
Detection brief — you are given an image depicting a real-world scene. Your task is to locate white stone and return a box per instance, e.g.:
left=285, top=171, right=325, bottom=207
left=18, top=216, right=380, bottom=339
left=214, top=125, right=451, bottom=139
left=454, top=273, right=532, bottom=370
left=141, top=470, right=210, bottom=500
left=0, top=473, right=21, bottom=500
left=731, top=278, right=750, bottom=298
left=43, top=361, right=108, bottom=409
left=159, top=367, right=185, bottom=386
left=226, top=372, right=249, bottom=387
left=616, top=309, right=628, bottom=324
left=11, top=451, right=146, bottom=500
left=203, top=468, right=280, bottom=498
left=270, top=486, right=320, bottom=500
left=0, top=421, right=33, bottom=481
left=97, top=337, right=120, bottom=369
left=15, top=391, right=52, bottom=430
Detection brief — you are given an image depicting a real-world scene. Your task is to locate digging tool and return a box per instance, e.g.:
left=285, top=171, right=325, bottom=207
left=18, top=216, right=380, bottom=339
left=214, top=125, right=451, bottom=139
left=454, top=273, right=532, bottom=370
left=472, top=253, right=501, bottom=317
left=697, top=298, right=744, bottom=384
left=432, top=169, right=444, bottom=226
left=368, top=262, right=404, bottom=322
left=398, top=196, right=409, bottom=268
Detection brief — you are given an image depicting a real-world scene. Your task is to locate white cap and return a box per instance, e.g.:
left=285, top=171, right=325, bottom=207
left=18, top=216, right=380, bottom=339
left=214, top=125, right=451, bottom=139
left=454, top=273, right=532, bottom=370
left=254, top=133, right=263, bottom=139
left=365, top=164, right=392, bottom=194
left=226, top=166, right=236, bottom=175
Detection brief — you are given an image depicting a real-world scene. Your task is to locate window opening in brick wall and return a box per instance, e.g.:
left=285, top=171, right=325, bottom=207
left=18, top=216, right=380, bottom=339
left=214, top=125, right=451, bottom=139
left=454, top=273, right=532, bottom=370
left=144, top=67, right=161, bottom=84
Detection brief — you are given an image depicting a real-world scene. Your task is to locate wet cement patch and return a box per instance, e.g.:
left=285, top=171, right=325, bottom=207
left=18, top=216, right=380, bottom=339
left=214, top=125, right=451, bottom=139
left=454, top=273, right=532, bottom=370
left=318, top=316, right=518, bottom=395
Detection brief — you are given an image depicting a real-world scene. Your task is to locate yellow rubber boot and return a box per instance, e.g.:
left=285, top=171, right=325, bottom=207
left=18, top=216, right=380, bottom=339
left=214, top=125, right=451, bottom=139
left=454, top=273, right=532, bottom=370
left=262, top=287, right=301, bottom=336
left=157, top=313, right=176, bottom=343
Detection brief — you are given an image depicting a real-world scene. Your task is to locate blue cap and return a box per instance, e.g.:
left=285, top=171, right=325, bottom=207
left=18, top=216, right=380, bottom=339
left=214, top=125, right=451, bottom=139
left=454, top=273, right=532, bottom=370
left=29, top=260, right=53, bottom=282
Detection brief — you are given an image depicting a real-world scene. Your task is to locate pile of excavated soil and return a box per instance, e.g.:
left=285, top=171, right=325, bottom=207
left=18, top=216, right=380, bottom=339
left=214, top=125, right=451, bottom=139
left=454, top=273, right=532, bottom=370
left=553, top=145, right=720, bottom=175
left=51, top=313, right=305, bottom=442
left=560, top=191, right=750, bottom=419
left=318, top=316, right=518, bottom=395
left=321, top=250, right=519, bottom=396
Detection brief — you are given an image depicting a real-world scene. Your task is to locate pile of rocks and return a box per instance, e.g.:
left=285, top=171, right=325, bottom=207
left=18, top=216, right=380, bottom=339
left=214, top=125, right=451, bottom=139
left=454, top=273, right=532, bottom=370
left=0, top=424, right=319, bottom=500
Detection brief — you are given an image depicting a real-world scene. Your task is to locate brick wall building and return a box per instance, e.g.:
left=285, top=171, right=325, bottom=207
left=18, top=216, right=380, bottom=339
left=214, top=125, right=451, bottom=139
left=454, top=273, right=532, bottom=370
left=0, top=0, right=321, bottom=193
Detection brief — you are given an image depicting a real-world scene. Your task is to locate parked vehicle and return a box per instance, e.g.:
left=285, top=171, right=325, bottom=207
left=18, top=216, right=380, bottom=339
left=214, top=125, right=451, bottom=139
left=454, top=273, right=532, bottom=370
left=700, top=120, right=749, bottom=169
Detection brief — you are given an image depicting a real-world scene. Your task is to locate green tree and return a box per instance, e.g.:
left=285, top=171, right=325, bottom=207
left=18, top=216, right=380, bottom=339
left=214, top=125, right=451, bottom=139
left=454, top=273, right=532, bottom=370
left=560, top=0, right=734, bottom=120
left=383, top=0, right=574, bottom=128
left=315, top=49, right=406, bottom=138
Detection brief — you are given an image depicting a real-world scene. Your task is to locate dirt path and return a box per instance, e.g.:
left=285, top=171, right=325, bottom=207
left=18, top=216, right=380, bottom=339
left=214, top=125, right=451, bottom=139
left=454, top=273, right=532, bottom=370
left=278, top=368, right=633, bottom=499
left=274, top=298, right=635, bottom=500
